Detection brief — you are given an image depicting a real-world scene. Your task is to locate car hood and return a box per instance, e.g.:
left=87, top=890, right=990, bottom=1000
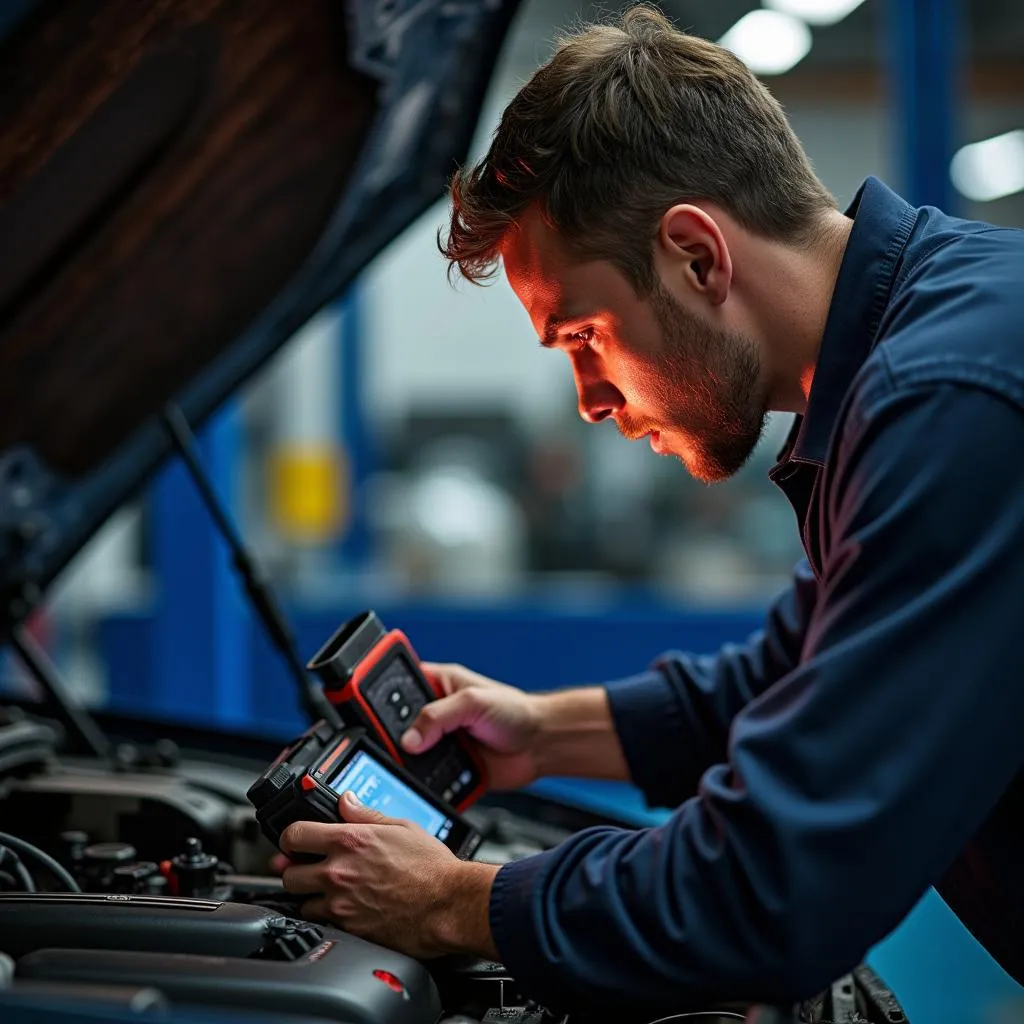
left=0, top=0, right=521, bottom=630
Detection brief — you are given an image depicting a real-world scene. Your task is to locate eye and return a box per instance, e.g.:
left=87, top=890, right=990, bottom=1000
left=569, top=326, right=596, bottom=350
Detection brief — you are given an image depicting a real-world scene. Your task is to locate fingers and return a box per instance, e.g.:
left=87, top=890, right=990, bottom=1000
left=401, top=687, right=481, bottom=754
left=269, top=852, right=291, bottom=875
left=280, top=820, right=339, bottom=857
left=420, top=662, right=464, bottom=698
left=281, top=861, right=326, bottom=895
left=337, top=790, right=393, bottom=825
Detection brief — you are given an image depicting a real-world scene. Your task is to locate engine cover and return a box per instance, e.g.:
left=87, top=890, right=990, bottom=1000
left=3, top=893, right=440, bottom=1024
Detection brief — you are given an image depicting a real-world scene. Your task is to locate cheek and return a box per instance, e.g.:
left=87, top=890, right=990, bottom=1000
left=606, top=321, right=681, bottom=402
left=616, top=352, right=675, bottom=408
left=604, top=343, right=649, bottom=389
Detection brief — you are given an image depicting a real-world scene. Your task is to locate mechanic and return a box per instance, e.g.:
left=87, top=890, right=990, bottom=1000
left=277, top=4, right=1024, bottom=1008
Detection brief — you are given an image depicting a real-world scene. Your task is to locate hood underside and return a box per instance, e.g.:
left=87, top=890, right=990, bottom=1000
left=0, top=0, right=521, bottom=629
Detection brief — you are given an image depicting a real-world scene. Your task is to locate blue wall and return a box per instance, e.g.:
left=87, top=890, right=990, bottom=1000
left=98, top=599, right=764, bottom=734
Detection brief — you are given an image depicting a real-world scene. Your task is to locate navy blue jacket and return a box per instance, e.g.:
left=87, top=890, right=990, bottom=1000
left=488, top=178, right=1024, bottom=1012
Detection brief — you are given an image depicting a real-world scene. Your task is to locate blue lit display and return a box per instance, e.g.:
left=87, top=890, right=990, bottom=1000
left=328, top=750, right=451, bottom=840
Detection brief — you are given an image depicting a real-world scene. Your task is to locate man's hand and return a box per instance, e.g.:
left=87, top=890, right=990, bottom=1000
left=402, top=663, right=545, bottom=791
left=279, top=791, right=500, bottom=960
left=405, top=663, right=631, bottom=786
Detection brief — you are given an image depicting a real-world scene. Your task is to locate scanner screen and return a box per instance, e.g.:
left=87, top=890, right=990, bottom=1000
left=327, top=750, right=452, bottom=841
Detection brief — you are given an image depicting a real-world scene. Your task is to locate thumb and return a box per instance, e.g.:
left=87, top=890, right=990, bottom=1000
left=401, top=688, right=480, bottom=754
left=337, top=789, right=392, bottom=825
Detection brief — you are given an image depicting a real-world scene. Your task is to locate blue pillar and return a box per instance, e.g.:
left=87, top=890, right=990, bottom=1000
left=885, top=0, right=963, bottom=213
left=336, top=284, right=374, bottom=567
left=150, top=402, right=251, bottom=727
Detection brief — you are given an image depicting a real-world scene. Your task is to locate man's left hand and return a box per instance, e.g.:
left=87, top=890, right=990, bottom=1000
left=279, top=791, right=500, bottom=960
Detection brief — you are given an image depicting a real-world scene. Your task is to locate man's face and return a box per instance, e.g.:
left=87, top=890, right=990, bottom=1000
left=502, top=208, right=768, bottom=483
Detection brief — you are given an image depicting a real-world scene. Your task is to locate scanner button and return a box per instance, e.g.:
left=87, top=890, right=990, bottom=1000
left=389, top=690, right=402, bottom=704
left=459, top=770, right=473, bottom=786
left=399, top=706, right=410, bottom=721
left=300, top=774, right=317, bottom=791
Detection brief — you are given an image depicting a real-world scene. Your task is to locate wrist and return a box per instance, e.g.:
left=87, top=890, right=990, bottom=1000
left=433, top=860, right=501, bottom=959
left=531, top=686, right=627, bottom=780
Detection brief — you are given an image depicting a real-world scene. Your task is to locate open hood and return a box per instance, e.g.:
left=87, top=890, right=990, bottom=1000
left=0, top=0, right=521, bottom=631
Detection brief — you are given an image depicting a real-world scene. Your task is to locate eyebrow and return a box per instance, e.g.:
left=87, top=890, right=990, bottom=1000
left=538, top=313, right=586, bottom=348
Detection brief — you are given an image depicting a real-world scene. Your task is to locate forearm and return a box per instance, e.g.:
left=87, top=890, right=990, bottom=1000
left=531, top=687, right=630, bottom=781
left=602, top=564, right=817, bottom=808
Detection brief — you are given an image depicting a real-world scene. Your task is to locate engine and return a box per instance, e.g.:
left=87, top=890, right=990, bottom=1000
left=0, top=709, right=910, bottom=1024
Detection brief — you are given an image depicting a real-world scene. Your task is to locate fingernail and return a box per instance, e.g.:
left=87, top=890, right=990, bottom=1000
left=344, top=790, right=360, bottom=805
left=402, top=728, right=421, bottom=751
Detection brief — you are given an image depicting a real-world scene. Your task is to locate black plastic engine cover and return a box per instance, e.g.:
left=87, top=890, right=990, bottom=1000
left=17, top=940, right=441, bottom=1024
left=0, top=893, right=279, bottom=959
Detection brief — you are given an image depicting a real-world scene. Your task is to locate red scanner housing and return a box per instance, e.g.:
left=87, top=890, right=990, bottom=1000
left=307, top=612, right=487, bottom=812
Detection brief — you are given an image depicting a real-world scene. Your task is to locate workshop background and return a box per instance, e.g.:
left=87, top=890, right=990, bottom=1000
left=3, top=1, right=1023, bottom=1021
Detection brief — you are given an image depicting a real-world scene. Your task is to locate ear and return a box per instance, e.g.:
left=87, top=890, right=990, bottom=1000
left=656, top=205, right=732, bottom=306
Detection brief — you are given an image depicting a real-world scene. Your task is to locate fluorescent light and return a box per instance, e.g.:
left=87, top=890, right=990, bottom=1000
left=719, top=10, right=812, bottom=75
left=763, top=0, right=868, bottom=27
left=950, top=130, right=1024, bottom=202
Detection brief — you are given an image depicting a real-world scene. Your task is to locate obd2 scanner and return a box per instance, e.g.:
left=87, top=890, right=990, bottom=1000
left=248, top=611, right=485, bottom=860
left=247, top=722, right=481, bottom=860
left=307, top=611, right=487, bottom=811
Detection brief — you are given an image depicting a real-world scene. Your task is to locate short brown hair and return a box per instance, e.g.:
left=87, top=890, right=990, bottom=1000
left=440, top=4, right=836, bottom=291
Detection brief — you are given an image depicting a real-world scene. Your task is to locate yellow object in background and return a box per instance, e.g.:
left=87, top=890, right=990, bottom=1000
left=269, top=444, right=347, bottom=544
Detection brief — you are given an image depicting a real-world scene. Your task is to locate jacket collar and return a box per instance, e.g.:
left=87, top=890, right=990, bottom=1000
left=779, top=176, right=918, bottom=467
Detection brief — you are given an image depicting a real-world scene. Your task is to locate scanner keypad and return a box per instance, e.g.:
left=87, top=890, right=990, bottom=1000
left=365, top=657, right=480, bottom=804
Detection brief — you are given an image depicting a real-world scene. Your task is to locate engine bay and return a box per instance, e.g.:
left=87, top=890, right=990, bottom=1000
left=0, top=705, right=912, bottom=1024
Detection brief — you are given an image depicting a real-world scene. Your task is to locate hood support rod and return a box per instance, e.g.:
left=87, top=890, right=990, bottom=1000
left=8, top=625, right=110, bottom=760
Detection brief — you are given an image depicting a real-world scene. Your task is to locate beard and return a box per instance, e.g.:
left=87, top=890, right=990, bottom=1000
left=616, top=281, right=767, bottom=484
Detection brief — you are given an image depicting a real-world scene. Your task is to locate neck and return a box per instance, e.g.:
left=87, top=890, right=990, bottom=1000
left=737, top=210, right=853, bottom=415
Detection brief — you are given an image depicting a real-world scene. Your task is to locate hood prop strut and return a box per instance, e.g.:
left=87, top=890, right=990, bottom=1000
left=8, top=625, right=110, bottom=760
left=161, top=405, right=341, bottom=730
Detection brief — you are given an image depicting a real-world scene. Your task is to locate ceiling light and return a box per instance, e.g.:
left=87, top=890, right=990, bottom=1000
left=763, top=0, right=868, bottom=27
left=718, top=10, right=812, bottom=75
left=950, top=130, right=1024, bottom=202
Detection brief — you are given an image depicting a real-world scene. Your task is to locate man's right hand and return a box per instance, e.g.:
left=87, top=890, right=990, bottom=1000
left=401, top=663, right=543, bottom=791
left=401, top=664, right=631, bottom=791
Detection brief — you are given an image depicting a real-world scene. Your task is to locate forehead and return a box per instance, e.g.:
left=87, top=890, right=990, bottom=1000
left=500, top=206, right=569, bottom=308
left=500, top=206, right=629, bottom=326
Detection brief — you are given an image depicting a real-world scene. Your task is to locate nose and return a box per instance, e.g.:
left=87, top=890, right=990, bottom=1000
left=574, top=368, right=625, bottom=424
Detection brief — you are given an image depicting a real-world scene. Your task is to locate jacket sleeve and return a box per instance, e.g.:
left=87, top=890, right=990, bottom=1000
left=489, top=381, right=1024, bottom=1014
left=604, top=560, right=818, bottom=807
